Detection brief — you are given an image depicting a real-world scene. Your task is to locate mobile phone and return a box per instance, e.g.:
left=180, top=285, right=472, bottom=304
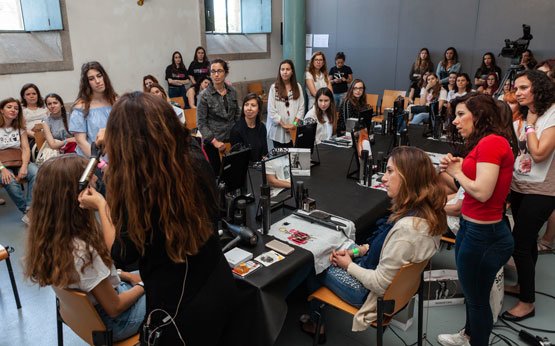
left=266, top=239, right=294, bottom=255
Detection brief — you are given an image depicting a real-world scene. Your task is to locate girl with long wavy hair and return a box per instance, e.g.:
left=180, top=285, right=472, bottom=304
left=408, top=48, right=434, bottom=101
left=337, top=79, right=368, bottom=136
left=438, top=93, right=517, bottom=346
left=305, top=51, right=333, bottom=110
left=142, top=74, right=159, bottom=92
left=69, top=61, right=117, bottom=157
left=301, top=146, right=446, bottom=341
left=477, top=72, right=499, bottom=96
left=24, top=155, right=145, bottom=342
left=474, top=52, right=502, bottom=88
left=436, top=47, right=461, bottom=87
left=304, top=87, right=337, bottom=144
left=101, top=92, right=242, bottom=344
left=267, top=59, right=305, bottom=147
left=410, top=73, right=447, bottom=125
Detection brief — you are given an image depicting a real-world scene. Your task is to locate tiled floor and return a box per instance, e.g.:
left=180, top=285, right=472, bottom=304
left=1, top=189, right=554, bottom=346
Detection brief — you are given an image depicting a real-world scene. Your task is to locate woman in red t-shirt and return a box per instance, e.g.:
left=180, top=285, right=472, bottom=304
left=438, top=93, right=517, bottom=346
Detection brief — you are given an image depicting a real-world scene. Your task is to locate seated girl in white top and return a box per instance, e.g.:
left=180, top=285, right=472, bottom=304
left=24, top=155, right=146, bottom=342
left=410, top=73, right=448, bottom=124
left=304, top=87, right=336, bottom=144
left=305, top=51, right=333, bottom=110
left=267, top=59, right=305, bottom=148
left=20, top=83, right=48, bottom=139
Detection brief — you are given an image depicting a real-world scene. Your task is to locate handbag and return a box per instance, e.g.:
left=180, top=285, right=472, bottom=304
left=35, top=142, right=60, bottom=166
left=0, top=148, right=23, bottom=168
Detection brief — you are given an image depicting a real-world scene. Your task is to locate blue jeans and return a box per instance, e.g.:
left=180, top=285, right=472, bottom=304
left=95, top=282, right=146, bottom=341
left=410, top=112, right=429, bottom=125
left=456, top=218, right=513, bottom=346
left=1, top=163, right=38, bottom=213
left=333, top=93, right=346, bottom=109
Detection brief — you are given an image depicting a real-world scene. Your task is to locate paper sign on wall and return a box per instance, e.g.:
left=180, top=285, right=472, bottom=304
left=306, top=48, right=313, bottom=60
left=313, top=34, right=329, bottom=48
left=306, top=34, right=313, bottom=47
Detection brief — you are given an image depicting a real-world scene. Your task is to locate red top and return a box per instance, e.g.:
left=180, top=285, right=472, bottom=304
left=461, top=134, right=514, bottom=221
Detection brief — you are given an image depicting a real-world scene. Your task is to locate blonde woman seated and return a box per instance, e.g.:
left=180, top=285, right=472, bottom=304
left=301, top=147, right=446, bottom=340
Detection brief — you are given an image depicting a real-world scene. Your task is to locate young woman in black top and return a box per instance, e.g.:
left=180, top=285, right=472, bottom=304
left=188, top=46, right=210, bottom=85
left=230, top=93, right=268, bottom=162
left=165, top=51, right=190, bottom=100
left=474, top=52, right=502, bottom=88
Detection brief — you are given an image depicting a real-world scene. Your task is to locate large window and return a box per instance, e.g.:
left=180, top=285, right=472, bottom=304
left=0, top=0, right=63, bottom=32
left=205, top=0, right=271, bottom=34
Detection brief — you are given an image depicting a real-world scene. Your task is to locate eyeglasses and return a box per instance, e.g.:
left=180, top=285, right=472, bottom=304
left=314, top=59, right=324, bottom=62
left=353, top=87, right=364, bottom=91
left=210, top=69, right=225, bottom=75
left=487, top=78, right=496, bottom=81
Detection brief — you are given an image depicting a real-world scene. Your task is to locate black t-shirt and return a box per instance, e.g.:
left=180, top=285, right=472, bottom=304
left=188, top=60, right=210, bottom=83
left=229, top=117, right=268, bottom=162
left=474, top=66, right=502, bottom=80
left=165, top=64, right=189, bottom=85
left=329, top=65, right=353, bottom=94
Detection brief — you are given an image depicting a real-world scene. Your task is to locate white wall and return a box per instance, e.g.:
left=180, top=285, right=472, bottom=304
left=0, top=0, right=283, bottom=103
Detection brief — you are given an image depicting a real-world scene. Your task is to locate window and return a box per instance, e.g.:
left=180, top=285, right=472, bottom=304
left=0, top=0, right=63, bottom=32
left=205, top=0, right=271, bottom=34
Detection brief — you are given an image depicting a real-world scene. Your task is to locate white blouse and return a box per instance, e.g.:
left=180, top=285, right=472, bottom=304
left=267, top=82, right=305, bottom=144
left=305, top=106, right=333, bottom=144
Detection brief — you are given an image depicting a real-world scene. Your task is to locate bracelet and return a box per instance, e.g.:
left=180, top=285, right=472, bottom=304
left=526, top=127, right=536, bottom=135
left=135, top=281, right=144, bottom=288
left=293, top=121, right=298, bottom=126
left=0, top=165, right=5, bottom=171
left=97, top=160, right=108, bottom=169
left=352, top=247, right=360, bottom=257
left=524, top=124, right=535, bottom=130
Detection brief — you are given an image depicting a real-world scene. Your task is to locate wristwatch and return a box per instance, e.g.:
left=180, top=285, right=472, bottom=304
left=135, top=281, right=145, bottom=288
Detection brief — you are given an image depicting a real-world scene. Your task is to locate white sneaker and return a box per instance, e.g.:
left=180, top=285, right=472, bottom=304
left=21, top=214, right=30, bottom=225
left=437, top=329, right=470, bottom=346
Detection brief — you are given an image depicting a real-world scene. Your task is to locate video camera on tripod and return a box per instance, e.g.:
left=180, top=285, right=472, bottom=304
left=495, top=24, right=533, bottom=98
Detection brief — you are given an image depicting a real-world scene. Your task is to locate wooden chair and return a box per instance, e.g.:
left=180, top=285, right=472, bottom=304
left=247, top=82, right=264, bottom=95
left=366, top=93, right=379, bottom=113
left=0, top=244, right=22, bottom=309
left=218, top=142, right=232, bottom=159
left=383, top=89, right=407, bottom=99
left=53, top=286, right=139, bottom=346
left=169, top=96, right=185, bottom=109
left=308, top=261, right=429, bottom=346
left=184, top=108, right=197, bottom=131
left=380, top=94, right=397, bottom=112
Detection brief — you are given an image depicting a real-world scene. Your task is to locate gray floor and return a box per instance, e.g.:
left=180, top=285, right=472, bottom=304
left=1, top=188, right=554, bottom=346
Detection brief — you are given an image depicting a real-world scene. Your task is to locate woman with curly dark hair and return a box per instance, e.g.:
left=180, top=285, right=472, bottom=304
left=503, top=70, right=555, bottom=321
left=103, top=92, right=243, bottom=345
left=438, top=93, right=517, bottom=346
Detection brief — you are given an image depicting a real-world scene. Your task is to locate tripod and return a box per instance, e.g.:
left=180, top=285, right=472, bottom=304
left=495, top=61, right=524, bottom=99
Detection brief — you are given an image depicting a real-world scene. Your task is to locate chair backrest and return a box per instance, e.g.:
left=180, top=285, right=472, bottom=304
left=366, top=93, right=379, bottom=112
left=382, top=260, right=429, bottom=317
left=381, top=94, right=396, bottom=111
left=52, top=286, right=106, bottom=345
left=32, top=123, right=47, bottom=150
left=170, top=97, right=185, bottom=109
left=383, top=90, right=406, bottom=99
left=184, top=108, right=197, bottom=130
left=247, top=82, right=264, bottom=95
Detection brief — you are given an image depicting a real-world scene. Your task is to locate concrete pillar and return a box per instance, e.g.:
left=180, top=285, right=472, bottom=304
left=283, top=0, right=306, bottom=84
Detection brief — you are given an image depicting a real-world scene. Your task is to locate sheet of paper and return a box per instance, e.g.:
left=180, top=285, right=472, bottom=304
left=305, top=34, right=313, bottom=47
left=306, top=47, right=313, bottom=60
left=313, top=34, right=329, bottom=48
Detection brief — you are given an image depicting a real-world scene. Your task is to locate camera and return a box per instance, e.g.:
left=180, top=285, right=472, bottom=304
left=500, top=24, right=533, bottom=60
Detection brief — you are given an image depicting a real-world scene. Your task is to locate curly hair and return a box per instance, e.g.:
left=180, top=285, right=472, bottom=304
left=516, top=70, right=555, bottom=116
left=308, top=51, right=330, bottom=84
left=24, top=155, right=112, bottom=287
left=105, top=92, right=217, bottom=262
left=451, top=93, right=516, bottom=157
left=387, top=146, right=447, bottom=236
left=142, top=75, right=159, bottom=92
left=75, top=61, right=118, bottom=117
left=0, top=98, right=25, bottom=129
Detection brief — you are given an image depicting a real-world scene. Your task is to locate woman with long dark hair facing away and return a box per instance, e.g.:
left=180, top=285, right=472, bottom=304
left=41, top=93, right=76, bottom=153
left=188, top=46, right=210, bottom=85
left=0, top=98, right=38, bottom=223
left=267, top=59, right=305, bottom=148
left=503, top=70, right=555, bottom=321
left=304, top=87, right=336, bottom=144
left=230, top=93, right=268, bottom=162
left=69, top=61, right=117, bottom=157
left=305, top=51, right=332, bottom=110
left=438, top=93, right=517, bottom=346
left=24, top=155, right=145, bottom=342
left=165, top=51, right=191, bottom=101
left=474, top=52, right=502, bottom=88
left=436, top=47, right=461, bottom=87
left=196, top=58, right=239, bottom=173
left=100, top=92, right=242, bottom=345
left=301, top=147, right=445, bottom=341
left=408, top=48, right=434, bottom=101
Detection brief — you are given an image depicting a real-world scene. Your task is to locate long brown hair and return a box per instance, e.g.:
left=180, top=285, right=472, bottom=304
left=414, top=48, right=433, bottom=74
left=0, top=98, right=25, bottom=129
left=308, top=51, right=329, bottom=84
left=314, top=87, right=336, bottom=125
left=345, top=79, right=367, bottom=111
left=142, top=75, right=159, bottom=92
left=105, top=92, right=217, bottom=262
left=44, top=93, right=69, bottom=132
left=388, top=146, right=447, bottom=236
left=75, top=61, right=117, bottom=117
left=24, top=155, right=112, bottom=287
left=275, top=59, right=301, bottom=100
left=426, top=73, right=442, bottom=100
